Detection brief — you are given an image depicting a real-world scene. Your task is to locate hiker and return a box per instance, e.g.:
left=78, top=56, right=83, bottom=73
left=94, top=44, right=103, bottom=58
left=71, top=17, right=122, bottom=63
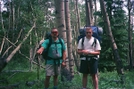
left=77, top=27, right=101, bottom=89
left=37, top=28, right=66, bottom=89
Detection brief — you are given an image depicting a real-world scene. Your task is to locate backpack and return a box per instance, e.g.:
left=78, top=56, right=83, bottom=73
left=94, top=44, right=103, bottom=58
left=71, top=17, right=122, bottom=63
left=78, top=26, right=103, bottom=47
left=40, top=33, right=63, bottom=60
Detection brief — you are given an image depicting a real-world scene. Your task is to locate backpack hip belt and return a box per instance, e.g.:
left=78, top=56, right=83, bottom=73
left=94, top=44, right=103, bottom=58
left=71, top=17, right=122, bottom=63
left=47, top=56, right=62, bottom=60
left=80, top=55, right=98, bottom=61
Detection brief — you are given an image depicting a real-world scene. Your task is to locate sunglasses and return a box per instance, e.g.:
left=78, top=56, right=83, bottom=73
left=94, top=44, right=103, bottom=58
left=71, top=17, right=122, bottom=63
left=51, top=31, right=58, bottom=34
left=86, top=32, right=91, bottom=34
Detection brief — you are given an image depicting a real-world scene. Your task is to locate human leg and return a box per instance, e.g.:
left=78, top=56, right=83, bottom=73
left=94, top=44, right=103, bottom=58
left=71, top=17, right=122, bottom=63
left=82, top=74, right=88, bottom=88
left=45, top=64, right=54, bottom=88
left=53, top=64, right=61, bottom=88
left=91, top=74, right=98, bottom=89
left=79, top=60, right=90, bottom=89
left=89, top=59, right=98, bottom=89
left=44, top=76, right=51, bottom=88
left=53, top=75, right=58, bottom=89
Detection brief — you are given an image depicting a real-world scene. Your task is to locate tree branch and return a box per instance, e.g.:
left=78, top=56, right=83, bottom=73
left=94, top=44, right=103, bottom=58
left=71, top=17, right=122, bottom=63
left=6, top=22, right=36, bottom=63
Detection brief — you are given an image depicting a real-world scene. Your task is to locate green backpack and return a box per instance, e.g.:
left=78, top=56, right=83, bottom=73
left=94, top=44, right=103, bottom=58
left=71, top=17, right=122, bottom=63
left=41, top=36, right=63, bottom=60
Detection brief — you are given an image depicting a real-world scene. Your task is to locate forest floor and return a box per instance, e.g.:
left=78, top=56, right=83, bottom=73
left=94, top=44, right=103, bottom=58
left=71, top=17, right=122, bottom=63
left=0, top=58, right=134, bottom=89
left=0, top=68, right=134, bottom=89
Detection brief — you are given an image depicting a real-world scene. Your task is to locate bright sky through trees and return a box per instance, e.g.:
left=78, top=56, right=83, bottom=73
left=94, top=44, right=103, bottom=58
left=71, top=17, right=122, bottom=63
left=0, top=0, right=7, bottom=12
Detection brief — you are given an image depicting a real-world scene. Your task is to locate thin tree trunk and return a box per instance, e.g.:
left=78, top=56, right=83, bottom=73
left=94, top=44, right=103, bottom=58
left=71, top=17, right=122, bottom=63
left=75, top=0, right=81, bottom=29
left=65, top=0, right=74, bottom=80
left=89, top=0, right=93, bottom=25
left=128, top=0, right=133, bottom=70
left=72, top=0, right=80, bottom=71
left=0, top=1, right=5, bottom=34
left=30, top=48, right=33, bottom=71
left=94, top=0, right=97, bottom=25
left=100, top=0, right=124, bottom=83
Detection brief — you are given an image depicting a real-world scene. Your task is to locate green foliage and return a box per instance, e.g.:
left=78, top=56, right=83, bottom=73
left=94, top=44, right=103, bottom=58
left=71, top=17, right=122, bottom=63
left=0, top=2, right=133, bottom=88
left=0, top=0, right=52, bottom=60
left=95, top=0, right=129, bottom=71
left=1, top=62, right=134, bottom=89
left=1, top=57, right=134, bottom=89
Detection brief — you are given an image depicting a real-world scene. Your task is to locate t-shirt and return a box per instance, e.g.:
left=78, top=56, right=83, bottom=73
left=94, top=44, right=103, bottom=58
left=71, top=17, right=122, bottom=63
left=42, top=38, right=66, bottom=64
left=77, top=36, right=101, bottom=57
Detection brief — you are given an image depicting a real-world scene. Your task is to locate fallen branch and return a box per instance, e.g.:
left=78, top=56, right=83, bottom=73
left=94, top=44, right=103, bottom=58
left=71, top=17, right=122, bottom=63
left=6, top=22, right=36, bottom=63
left=0, top=21, right=36, bottom=72
left=2, top=29, right=23, bottom=57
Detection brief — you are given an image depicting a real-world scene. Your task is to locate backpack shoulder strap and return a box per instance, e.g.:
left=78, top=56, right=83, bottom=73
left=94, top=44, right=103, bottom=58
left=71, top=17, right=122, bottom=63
left=46, top=38, right=52, bottom=54
left=58, top=38, right=64, bottom=59
left=91, top=37, right=96, bottom=47
left=58, top=38, right=63, bottom=49
left=81, top=37, right=85, bottom=48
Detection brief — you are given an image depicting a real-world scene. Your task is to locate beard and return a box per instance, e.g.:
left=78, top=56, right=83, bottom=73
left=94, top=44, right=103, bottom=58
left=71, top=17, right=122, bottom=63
left=53, top=35, right=58, bottom=38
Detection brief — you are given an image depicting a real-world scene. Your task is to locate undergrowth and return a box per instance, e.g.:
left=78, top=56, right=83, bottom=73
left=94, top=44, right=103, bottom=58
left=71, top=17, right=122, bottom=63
left=0, top=69, right=134, bottom=89
left=0, top=58, right=134, bottom=89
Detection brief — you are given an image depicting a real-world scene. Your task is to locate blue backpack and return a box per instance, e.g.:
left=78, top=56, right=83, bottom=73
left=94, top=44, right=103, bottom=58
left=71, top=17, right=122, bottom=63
left=77, top=26, right=103, bottom=47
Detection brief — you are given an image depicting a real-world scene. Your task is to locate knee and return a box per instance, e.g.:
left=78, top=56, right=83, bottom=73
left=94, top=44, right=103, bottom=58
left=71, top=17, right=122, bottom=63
left=91, top=74, right=98, bottom=79
left=53, top=75, right=58, bottom=79
left=83, top=74, right=88, bottom=78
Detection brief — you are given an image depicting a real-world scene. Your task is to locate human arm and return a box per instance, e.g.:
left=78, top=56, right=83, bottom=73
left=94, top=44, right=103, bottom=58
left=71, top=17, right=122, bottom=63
left=77, top=49, right=100, bottom=55
left=62, top=50, right=66, bottom=67
left=87, top=50, right=100, bottom=55
left=37, top=39, right=49, bottom=54
left=61, top=39, right=66, bottom=66
left=77, top=38, right=84, bottom=55
left=77, top=49, right=84, bottom=54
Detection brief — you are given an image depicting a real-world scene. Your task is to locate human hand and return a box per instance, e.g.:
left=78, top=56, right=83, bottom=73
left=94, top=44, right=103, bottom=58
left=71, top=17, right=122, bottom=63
left=37, top=47, right=44, bottom=54
left=61, top=61, right=66, bottom=67
left=82, top=50, right=90, bottom=55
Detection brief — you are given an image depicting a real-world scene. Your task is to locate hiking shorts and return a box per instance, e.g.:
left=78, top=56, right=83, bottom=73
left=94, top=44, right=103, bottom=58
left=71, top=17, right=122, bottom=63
left=79, top=58, right=98, bottom=74
left=45, top=64, right=61, bottom=76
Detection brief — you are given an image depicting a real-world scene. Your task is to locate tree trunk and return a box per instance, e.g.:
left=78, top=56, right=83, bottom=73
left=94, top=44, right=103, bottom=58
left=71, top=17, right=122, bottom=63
left=89, top=0, right=93, bottom=25
left=94, top=0, right=97, bottom=25
left=85, top=0, right=92, bottom=26
left=100, top=0, right=124, bottom=84
left=55, top=0, right=66, bottom=38
left=72, top=0, right=80, bottom=71
left=128, top=0, right=133, bottom=70
left=54, top=0, right=72, bottom=81
left=75, top=0, right=81, bottom=29
left=65, top=0, right=74, bottom=80
left=30, top=48, right=33, bottom=71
